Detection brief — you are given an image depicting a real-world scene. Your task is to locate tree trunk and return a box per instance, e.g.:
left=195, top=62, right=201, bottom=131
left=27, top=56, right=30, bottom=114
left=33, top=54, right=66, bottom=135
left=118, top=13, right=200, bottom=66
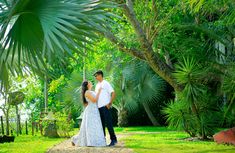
left=110, top=0, right=182, bottom=92
left=3, top=94, right=10, bottom=135
left=142, top=102, right=160, bottom=126
left=25, top=120, right=28, bottom=135
left=44, top=76, right=48, bottom=113
left=16, top=105, right=19, bottom=136
left=19, top=114, right=21, bottom=135
left=117, top=104, right=128, bottom=127
left=5, top=112, right=9, bottom=135
left=36, top=122, right=39, bottom=132
left=31, top=113, right=34, bottom=136
left=32, top=123, right=34, bottom=136
left=1, top=116, right=4, bottom=135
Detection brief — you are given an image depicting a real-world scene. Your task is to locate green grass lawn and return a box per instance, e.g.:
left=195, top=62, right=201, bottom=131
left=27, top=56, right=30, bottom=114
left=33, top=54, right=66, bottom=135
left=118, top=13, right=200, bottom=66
left=0, top=134, right=65, bottom=153
left=119, top=127, right=235, bottom=153
left=0, top=127, right=234, bottom=153
left=115, top=126, right=173, bottom=133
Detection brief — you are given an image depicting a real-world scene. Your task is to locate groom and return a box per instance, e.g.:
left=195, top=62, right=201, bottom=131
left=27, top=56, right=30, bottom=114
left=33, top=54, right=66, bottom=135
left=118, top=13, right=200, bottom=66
left=94, top=70, right=117, bottom=146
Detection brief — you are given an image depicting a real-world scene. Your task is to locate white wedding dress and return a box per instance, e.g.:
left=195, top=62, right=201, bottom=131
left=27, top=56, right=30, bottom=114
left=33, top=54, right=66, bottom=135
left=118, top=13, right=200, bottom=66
left=71, top=91, right=106, bottom=147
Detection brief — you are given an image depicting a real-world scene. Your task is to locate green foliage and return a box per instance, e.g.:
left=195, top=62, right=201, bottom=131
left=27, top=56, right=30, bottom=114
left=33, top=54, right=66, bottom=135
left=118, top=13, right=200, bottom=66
left=48, top=75, right=67, bottom=111
left=222, top=63, right=235, bottom=126
left=42, top=112, right=74, bottom=138
left=0, top=0, right=234, bottom=139
left=185, top=0, right=235, bottom=25
left=8, top=91, right=25, bottom=105
left=122, top=60, right=166, bottom=113
left=164, top=57, right=223, bottom=138
left=0, top=0, right=114, bottom=90
left=61, top=70, right=83, bottom=112
left=42, top=112, right=74, bottom=137
left=163, top=100, right=197, bottom=136
left=55, top=112, right=74, bottom=138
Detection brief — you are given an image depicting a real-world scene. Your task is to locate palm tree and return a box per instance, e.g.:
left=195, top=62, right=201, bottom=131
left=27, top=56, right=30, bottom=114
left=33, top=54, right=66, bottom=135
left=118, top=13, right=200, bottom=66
left=61, top=70, right=84, bottom=117
left=122, top=60, right=166, bottom=126
left=0, top=0, right=113, bottom=89
left=164, top=57, right=223, bottom=139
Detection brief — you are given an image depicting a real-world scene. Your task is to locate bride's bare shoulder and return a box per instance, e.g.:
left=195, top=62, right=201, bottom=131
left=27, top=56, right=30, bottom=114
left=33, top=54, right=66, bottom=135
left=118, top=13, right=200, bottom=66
left=85, top=90, right=91, bottom=96
left=85, top=90, right=95, bottom=96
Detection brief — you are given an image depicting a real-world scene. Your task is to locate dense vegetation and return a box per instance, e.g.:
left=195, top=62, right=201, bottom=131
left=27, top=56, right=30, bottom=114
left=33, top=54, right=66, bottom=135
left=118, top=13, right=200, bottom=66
left=0, top=0, right=235, bottom=143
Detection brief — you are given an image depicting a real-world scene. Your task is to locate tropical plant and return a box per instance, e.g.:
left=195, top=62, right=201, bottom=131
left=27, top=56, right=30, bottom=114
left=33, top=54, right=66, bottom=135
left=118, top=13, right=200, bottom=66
left=0, top=0, right=234, bottom=139
left=222, top=63, right=235, bottom=127
left=104, top=0, right=235, bottom=91
left=163, top=57, right=223, bottom=139
left=0, top=0, right=114, bottom=90
left=121, top=60, right=167, bottom=126
left=111, top=72, right=129, bottom=127
left=60, top=70, right=84, bottom=123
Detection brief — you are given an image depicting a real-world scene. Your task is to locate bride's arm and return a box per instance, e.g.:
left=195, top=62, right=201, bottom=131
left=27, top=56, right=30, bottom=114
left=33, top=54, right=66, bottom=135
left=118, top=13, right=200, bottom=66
left=85, top=88, right=102, bottom=103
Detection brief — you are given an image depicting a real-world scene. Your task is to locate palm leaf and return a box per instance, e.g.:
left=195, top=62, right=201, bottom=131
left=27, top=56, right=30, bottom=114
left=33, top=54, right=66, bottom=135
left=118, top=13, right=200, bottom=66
left=123, top=60, right=166, bottom=113
left=0, top=0, right=115, bottom=90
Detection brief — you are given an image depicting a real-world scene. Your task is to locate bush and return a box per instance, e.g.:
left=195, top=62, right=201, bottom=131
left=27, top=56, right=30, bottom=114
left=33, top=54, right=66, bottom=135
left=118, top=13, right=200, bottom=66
left=42, top=112, right=74, bottom=138
left=54, top=112, right=74, bottom=137
left=163, top=57, right=223, bottom=139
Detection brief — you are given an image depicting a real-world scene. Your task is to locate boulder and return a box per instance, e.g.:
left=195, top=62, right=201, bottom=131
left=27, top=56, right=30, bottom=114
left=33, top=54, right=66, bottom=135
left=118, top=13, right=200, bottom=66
left=213, top=127, right=235, bottom=145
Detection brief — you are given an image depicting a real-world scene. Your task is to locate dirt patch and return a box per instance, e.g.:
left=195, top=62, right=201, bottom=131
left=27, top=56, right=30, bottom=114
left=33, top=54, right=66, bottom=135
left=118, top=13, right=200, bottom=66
left=47, top=134, right=133, bottom=153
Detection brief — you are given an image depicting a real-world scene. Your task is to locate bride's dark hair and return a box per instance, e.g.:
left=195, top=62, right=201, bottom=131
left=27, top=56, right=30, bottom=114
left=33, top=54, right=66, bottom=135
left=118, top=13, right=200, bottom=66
left=81, top=81, right=89, bottom=105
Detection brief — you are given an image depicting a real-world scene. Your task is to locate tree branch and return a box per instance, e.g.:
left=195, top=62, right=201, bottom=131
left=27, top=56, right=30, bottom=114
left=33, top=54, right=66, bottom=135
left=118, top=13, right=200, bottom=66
left=116, top=0, right=182, bottom=91
left=101, top=30, right=146, bottom=60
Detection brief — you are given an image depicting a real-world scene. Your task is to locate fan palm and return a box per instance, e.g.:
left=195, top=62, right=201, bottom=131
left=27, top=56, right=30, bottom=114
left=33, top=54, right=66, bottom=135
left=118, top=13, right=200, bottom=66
left=122, top=60, right=166, bottom=126
left=61, top=70, right=83, bottom=115
left=0, top=0, right=114, bottom=89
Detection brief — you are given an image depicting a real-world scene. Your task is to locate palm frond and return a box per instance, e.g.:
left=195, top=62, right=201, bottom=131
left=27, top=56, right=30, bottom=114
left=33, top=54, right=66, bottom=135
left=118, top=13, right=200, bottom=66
left=61, top=70, right=83, bottom=112
left=184, top=0, right=235, bottom=25
left=174, top=57, right=204, bottom=85
left=0, top=0, right=115, bottom=90
left=123, top=60, right=166, bottom=113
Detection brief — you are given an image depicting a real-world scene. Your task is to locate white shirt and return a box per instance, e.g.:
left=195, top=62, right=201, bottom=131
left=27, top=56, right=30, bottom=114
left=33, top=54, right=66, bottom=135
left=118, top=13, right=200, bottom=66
left=95, top=80, right=114, bottom=108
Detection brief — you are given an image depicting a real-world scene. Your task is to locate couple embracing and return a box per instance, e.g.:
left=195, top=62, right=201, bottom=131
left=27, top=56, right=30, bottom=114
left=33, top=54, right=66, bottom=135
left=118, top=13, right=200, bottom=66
left=71, top=70, right=117, bottom=147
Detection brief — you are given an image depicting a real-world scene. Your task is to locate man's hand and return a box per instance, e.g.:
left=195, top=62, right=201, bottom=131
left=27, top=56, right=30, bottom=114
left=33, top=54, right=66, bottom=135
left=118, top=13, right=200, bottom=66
left=106, top=103, right=112, bottom=109
left=106, top=92, right=115, bottom=109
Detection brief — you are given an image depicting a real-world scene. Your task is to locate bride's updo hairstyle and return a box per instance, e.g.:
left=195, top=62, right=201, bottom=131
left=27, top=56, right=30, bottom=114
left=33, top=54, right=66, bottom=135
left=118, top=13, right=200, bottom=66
left=81, top=81, right=89, bottom=105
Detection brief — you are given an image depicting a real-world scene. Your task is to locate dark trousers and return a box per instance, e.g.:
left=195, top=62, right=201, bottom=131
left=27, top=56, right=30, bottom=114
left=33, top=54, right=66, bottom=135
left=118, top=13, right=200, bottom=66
left=99, top=106, right=117, bottom=141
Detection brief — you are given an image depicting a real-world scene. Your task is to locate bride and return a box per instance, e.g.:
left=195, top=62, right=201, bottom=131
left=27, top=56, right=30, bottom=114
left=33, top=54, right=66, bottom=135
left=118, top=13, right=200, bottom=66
left=71, top=81, right=106, bottom=147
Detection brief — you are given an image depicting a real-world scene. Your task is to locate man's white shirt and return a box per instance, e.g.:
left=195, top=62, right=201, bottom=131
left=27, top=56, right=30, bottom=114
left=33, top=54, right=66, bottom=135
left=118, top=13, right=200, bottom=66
left=95, top=80, right=114, bottom=108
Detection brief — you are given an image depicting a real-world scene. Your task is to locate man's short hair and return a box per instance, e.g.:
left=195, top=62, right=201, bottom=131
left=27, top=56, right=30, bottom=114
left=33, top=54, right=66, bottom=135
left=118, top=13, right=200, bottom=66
left=93, top=70, right=103, bottom=77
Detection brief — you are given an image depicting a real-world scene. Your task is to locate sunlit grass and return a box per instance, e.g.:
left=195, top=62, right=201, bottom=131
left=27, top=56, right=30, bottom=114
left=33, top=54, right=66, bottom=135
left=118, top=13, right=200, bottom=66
left=0, top=134, right=65, bottom=153
left=120, top=127, right=235, bottom=153
left=114, top=126, right=173, bottom=133
left=0, top=127, right=234, bottom=153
